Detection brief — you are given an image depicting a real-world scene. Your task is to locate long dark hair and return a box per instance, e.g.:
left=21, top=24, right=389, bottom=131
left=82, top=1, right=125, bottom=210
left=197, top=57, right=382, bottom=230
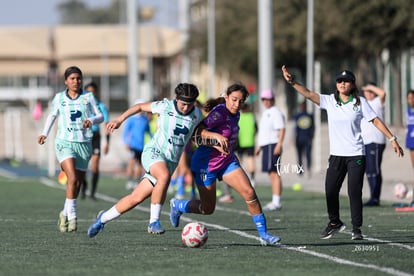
left=334, top=85, right=361, bottom=108
left=204, top=82, right=249, bottom=112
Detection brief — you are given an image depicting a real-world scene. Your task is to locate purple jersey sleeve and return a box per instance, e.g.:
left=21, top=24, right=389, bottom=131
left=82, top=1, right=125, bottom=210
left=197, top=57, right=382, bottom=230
left=200, top=104, right=239, bottom=171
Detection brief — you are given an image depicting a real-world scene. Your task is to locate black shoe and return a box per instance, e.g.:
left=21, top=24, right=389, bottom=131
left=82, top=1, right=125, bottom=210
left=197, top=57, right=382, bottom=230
left=363, top=199, right=379, bottom=207
left=352, top=229, right=363, bottom=240
left=320, top=221, right=346, bottom=239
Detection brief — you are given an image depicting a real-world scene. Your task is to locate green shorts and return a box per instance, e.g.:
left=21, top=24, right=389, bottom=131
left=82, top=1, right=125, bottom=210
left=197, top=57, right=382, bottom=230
left=142, top=146, right=178, bottom=182
left=55, top=138, right=92, bottom=171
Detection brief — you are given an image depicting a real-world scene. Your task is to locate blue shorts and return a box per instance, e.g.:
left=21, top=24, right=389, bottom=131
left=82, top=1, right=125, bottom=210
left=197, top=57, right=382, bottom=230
left=193, top=159, right=240, bottom=187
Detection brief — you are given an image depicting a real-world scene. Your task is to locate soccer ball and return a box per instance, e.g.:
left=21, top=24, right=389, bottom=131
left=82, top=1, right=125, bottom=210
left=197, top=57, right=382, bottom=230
left=394, top=183, right=408, bottom=199
left=181, top=222, right=208, bottom=248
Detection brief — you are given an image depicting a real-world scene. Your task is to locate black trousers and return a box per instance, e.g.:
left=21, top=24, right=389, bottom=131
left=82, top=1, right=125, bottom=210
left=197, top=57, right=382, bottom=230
left=365, top=143, right=386, bottom=202
left=325, top=155, right=365, bottom=230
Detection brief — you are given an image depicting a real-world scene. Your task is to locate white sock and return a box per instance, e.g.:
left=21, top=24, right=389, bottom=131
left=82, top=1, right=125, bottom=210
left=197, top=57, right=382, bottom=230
left=64, top=198, right=77, bottom=221
left=272, top=195, right=281, bottom=207
left=101, top=206, right=121, bottom=224
left=149, top=203, right=162, bottom=223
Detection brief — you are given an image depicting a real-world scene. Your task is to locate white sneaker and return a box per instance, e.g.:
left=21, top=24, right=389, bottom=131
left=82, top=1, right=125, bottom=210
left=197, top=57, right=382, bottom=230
left=263, top=202, right=282, bottom=211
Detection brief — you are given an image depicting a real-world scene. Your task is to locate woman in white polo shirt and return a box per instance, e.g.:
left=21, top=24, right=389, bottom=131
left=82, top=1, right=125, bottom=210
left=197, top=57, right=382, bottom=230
left=281, top=65, right=404, bottom=241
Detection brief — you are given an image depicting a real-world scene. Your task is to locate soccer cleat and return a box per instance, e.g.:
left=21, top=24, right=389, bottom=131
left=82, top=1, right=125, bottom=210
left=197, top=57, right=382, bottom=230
left=68, top=218, right=77, bottom=232
left=170, top=198, right=182, bottom=228
left=58, top=211, right=68, bottom=233
left=259, top=232, right=281, bottom=246
left=147, top=220, right=165, bottom=235
left=320, top=221, right=346, bottom=239
left=263, top=202, right=282, bottom=211
left=87, top=211, right=105, bottom=238
left=351, top=229, right=363, bottom=240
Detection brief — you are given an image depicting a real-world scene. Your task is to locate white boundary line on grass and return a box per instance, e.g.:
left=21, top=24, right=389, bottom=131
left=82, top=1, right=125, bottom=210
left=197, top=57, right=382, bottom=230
left=39, top=177, right=413, bottom=276
left=342, top=230, right=414, bottom=250
left=215, top=204, right=414, bottom=251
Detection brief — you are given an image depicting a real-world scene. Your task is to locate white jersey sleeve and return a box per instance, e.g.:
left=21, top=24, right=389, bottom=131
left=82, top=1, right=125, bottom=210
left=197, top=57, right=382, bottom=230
left=146, top=99, right=203, bottom=162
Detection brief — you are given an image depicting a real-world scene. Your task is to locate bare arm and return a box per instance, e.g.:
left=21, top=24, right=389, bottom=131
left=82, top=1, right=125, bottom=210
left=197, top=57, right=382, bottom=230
left=281, top=65, right=320, bottom=105
left=363, top=84, right=386, bottom=104
left=195, top=124, right=230, bottom=155
left=107, top=102, right=152, bottom=132
left=371, top=117, right=404, bottom=157
left=274, top=128, right=285, bottom=154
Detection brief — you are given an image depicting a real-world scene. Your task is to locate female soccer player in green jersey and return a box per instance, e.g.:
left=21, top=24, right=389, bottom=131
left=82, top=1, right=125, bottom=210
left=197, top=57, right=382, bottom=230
left=88, top=83, right=203, bottom=237
left=38, top=66, right=103, bottom=233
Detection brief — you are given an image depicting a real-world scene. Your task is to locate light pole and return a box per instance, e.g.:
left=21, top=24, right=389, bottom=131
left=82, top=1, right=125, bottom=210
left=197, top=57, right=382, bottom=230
left=127, top=0, right=139, bottom=106
left=207, top=0, right=216, bottom=98
left=306, top=0, right=314, bottom=112
left=257, top=0, right=273, bottom=95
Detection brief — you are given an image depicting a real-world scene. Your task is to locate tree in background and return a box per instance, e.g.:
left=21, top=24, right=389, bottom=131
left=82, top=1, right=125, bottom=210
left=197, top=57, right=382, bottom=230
left=188, top=0, right=414, bottom=124
left=57, top=0, right=414, bottom=124
left=57, top=0, right=130, bottom=24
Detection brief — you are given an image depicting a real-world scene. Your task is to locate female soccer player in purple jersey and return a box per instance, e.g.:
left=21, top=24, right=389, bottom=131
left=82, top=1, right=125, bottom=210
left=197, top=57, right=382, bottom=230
left=170, top=83, right=281, bottom=246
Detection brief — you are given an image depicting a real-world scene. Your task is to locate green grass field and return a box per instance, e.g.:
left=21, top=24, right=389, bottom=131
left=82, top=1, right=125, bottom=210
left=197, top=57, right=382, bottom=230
left=0, top=175, right=413, bottom=276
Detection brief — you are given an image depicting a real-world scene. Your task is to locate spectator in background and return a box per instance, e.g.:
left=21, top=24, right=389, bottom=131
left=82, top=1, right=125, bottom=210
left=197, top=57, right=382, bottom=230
left=293, top=101, right=314, bottom=178
left=122, top=99, right=152, bottom=190
left=38, top=66, right=103, bottom=233
left=81, top=81, right=110, bottom=200
left=255, top=89, right=286, bottom=211
left=360, top=83, right=386, bottom=207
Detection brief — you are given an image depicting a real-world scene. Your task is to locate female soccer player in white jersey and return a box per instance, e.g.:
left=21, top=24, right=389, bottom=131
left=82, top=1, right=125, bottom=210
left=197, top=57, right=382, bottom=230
left=281, top=65, right=404, bottom=241
left=87, top=83, right=203, bottom=237
left=38, top=66, right=104, bottom=233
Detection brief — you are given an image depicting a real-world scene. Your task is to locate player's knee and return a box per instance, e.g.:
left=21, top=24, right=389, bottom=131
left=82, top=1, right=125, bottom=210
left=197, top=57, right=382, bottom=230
left=243, top=187, right=256, bottom=200
left=200, top=204, right=215, bottom=215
